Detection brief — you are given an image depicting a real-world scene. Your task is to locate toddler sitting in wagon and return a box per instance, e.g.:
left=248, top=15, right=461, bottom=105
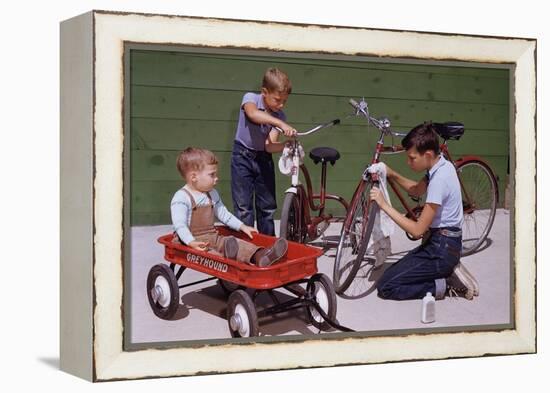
left=171, top=147, right=288, bottom=267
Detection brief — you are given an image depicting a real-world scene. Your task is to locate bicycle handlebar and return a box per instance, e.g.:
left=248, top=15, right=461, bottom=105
left=274, top=118, right=340, bottom=136
left=349, top=98, right=407, bottom=138
left=349, top=98, right=368, bottom=117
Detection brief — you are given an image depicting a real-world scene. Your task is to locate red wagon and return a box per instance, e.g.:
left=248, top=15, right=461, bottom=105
left=146, top=226, right=339, bottom=337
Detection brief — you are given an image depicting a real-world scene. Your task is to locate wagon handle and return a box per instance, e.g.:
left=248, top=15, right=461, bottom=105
left=308, top=298, right=355, bottom=332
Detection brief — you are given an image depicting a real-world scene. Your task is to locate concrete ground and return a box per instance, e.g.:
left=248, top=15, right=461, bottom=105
left=129, top=209, right=511, bottom=345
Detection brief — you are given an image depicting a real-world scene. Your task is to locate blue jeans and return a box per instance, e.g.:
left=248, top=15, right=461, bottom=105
left=230, top=141, right=277, bottom=235
left=377, top=229, right=462, bottom=300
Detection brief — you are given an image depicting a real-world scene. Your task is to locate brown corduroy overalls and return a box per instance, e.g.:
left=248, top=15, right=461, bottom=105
left=178, top=188, right=260, bottom=263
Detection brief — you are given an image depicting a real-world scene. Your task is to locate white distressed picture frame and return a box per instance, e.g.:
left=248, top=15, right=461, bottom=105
left=60, top=10, right=536, bottom=381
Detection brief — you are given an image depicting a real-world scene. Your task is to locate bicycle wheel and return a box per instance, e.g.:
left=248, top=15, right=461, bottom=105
left=456, top=159, right=498, bottom=256
left=333, top=180, right=378, bottom=294
left=279, top=192, right=306, bottom=243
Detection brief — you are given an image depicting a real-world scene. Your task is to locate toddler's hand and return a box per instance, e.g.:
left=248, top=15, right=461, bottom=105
left=240, top=224, right=258, bottom=239
left=189, top=241, right=209, bottom=251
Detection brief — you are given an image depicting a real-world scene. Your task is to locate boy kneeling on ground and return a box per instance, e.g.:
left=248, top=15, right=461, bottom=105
left=370, top=122, right=479, bottom=300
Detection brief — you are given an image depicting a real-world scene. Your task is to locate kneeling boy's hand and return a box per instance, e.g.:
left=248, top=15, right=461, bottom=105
left=370, top=187, right=387, bottom=208
left=240, top=224, right=258, bottom=239
left=189, top=241, right=209, bottom=251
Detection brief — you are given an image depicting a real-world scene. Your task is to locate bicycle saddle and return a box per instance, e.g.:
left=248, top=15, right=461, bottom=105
left=433, top=122, right=465, bottom=140
left=309, top=147, right=340, bottom=165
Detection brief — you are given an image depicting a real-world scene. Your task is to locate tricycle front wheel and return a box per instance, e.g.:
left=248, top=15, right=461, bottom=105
left=280, top=192, right=306, bottom=243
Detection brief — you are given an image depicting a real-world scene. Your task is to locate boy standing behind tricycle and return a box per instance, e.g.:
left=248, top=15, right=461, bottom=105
left=231, top=67, right=297, bottom=236
left=171, top=147, right=288, bottom=267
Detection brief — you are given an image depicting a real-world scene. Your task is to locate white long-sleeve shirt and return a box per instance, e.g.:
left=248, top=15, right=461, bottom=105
left=170, top=186, right=243, bottom=245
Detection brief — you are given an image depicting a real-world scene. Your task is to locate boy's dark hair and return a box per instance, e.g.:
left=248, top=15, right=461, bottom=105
left=262, top=67, right=292, bottom=94
left=176, top=147, right=218, bottom=179
left=402, top=122, right=440, bottom=155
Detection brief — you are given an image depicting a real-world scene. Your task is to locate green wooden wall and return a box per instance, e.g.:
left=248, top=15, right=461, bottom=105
left=129, top=49, right=510, bottom=226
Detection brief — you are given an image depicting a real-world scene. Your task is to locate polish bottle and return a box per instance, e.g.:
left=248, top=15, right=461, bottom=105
left=421, top=292, right=436, bottom=324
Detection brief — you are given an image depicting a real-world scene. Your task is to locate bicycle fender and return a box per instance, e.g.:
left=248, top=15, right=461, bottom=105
left=453, top=155, right=491, bottom=168
left=284, top=187, right=298, bottom=194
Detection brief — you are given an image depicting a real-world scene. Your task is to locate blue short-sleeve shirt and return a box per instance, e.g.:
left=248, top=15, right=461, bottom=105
left=425, top=156, right=463, bottom=229
left=234, top=92, right=287, bottom=151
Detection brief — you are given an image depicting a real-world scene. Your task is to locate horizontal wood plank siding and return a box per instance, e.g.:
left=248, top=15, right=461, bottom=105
left=130, top=49, right=509, bottom=225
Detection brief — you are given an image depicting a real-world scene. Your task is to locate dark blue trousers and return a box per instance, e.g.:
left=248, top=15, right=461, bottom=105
left=377, top=230, right=462, bottom=300
left=230, top=141, right=277, bottom=236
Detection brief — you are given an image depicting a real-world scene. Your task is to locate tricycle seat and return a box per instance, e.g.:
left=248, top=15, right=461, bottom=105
left=309, top=147, right=340, bottom=165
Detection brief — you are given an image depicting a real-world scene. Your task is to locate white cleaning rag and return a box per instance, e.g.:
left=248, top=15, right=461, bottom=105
left=278, top=144, right=305, bottom=176
left=366, top=162, right=395, bottom=267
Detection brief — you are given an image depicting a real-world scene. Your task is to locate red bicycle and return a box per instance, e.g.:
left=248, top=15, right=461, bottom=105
left=333, top=98, right=498, bottom=294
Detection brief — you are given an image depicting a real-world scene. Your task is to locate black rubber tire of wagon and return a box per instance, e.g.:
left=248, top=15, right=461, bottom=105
left=227, top=289, right=259, bottom=338
left=306, top=273, right=338, bottom=331
left=147, top=264, right=180, bottom=320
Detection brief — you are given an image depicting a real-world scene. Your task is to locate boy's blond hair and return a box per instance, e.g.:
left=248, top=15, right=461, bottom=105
left=262, top=67, right=292, bottom=94
left=176, top=147, right=218, bottom=179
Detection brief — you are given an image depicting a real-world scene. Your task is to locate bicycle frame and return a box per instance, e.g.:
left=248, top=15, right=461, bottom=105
left=362, top=114, right=498, bottom=227
left=363, top=123, right=421, bottom=220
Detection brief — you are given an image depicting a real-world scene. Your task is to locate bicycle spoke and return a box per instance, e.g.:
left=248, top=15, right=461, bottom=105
left=457, top=161, right=498, bottom=255
left=337, top=257, right=381, bottom=299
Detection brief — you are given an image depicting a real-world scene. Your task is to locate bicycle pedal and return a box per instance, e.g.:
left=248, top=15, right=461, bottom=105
left=316, top=221, right=330, bottom=237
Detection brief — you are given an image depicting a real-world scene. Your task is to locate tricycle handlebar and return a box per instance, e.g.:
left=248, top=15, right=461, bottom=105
left=274, top=118, right=340, bottom=137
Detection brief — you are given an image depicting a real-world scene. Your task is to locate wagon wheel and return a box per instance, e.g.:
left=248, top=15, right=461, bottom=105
left=147, top=264, right=180, bottom=320
left=306, top=273, right=337, bottom=331
left=218, top=279, right=244, bottom=297
left=227, top=289, right=259, bottom=338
